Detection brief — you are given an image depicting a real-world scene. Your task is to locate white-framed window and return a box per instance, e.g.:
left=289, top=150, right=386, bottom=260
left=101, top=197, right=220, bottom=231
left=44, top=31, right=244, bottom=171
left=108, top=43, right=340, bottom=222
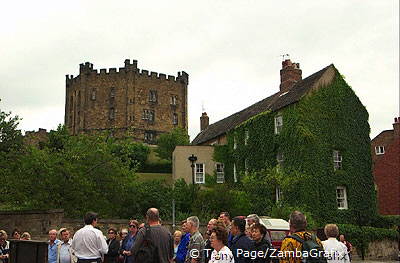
left=276, top=186, right=283, bottom=203
left=333, top=150, right=342, bottom=171
left=277, top=152, right=284, bottom=165
left=216, top=163, right=224, bottom=183
left=173, top=113, right=178, bottom=125
left=233, top=163, right=237, bottom=183
left=233, top=137, right=237, bottom=150
left=142, top=109, right=155, bottom=122
left=244, top=130, right=249, bottom=145
left=109, top=108, right=115, bottom=120
left=336, top=186, right=348, bottom=209
left=274, top=115, right=283, bottom=134
left=195, top=163, right=205, bottom=184
left=170, top=95, right=177, bottom=105
left=149, top=90, right=157, bottom=102
left=375, top=146, right=385, bottom=155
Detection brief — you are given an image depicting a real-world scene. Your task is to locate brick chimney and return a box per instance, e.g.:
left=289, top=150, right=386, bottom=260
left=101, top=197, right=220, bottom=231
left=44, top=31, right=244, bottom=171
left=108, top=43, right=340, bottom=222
left=200, top=112, right=209, bottom=131
left=393, top=117, right=400, bottom=138
left=280, top=59, right=302, bottom=92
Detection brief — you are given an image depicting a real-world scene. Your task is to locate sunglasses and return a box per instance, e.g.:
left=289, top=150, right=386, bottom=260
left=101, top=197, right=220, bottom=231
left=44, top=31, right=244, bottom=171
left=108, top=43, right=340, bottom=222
left=128, top=225, right=137, bottom=228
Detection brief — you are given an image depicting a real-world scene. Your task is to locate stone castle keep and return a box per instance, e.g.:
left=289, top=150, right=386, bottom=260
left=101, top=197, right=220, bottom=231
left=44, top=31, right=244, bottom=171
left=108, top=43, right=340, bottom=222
left=65, top=59, right=188, bottom=144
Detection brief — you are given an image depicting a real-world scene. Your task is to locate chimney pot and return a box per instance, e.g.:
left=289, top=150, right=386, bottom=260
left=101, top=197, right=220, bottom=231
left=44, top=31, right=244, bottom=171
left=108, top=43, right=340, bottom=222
left=279, top=59, right=302, bottom=93
left=200, top=112, right=209, bottom=131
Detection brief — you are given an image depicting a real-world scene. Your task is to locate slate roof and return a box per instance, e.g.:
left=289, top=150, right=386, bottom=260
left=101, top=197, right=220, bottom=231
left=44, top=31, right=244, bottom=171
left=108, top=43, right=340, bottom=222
left=192, top=64, right=335, bottom=145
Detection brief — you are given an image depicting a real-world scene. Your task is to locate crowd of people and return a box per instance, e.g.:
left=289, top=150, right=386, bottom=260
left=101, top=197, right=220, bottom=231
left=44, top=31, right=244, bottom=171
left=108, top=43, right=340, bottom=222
left=0, top=209, right=353, bottom=263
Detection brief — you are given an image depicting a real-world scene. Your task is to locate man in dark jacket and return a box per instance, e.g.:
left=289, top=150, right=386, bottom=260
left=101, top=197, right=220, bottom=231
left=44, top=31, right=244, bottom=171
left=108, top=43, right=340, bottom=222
left=229, top=217, right=254, bottom=263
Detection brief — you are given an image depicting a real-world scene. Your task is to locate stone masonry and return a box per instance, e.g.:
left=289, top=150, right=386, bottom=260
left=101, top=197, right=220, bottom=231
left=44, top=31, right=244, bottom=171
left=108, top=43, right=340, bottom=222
left=65, top=59, right=188, bottom=144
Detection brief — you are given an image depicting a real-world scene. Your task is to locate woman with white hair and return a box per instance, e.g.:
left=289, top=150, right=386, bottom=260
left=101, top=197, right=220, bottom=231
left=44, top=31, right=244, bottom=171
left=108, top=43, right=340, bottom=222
left=322, top=224, right=350, bottom=263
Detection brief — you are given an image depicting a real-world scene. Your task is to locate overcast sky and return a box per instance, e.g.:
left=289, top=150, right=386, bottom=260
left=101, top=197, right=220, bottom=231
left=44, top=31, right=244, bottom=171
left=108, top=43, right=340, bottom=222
left=1, top=0, right=398, bottom=140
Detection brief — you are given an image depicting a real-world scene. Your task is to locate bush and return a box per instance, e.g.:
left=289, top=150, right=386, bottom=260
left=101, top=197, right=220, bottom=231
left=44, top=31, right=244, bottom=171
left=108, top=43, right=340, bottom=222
left=140, top=161, right=172, bottom=173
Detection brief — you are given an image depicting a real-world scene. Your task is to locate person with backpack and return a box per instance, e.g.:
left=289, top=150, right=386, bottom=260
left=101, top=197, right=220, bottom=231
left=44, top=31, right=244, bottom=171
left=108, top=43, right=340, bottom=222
left=279, top=211, right=326, bottom=263
left=131, top=208, right=174, bottom=263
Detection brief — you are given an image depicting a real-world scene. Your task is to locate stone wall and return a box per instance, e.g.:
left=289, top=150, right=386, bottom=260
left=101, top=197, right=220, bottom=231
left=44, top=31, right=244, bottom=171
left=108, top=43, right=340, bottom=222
left=0, top=209, right=205, bottom=241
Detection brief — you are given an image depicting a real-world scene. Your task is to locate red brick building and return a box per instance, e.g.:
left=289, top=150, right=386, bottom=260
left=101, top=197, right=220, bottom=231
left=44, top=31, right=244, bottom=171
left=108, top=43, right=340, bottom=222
left=371, top=117, right=400, bottom=215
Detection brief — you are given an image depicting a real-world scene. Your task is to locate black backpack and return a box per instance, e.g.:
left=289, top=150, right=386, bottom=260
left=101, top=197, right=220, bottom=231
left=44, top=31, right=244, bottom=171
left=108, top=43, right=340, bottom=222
left=288, top=233, right=327, bottom=263
left=134, top=225, right=159, bottom=263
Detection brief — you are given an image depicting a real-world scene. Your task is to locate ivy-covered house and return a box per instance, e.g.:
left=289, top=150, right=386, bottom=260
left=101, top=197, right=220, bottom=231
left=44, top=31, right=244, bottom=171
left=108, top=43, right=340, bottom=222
left=191, top=59, right=376, bottom=223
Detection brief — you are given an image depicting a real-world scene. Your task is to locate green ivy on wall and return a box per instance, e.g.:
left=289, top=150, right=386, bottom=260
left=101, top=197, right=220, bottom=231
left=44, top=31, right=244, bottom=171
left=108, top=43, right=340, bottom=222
left=214, top=69, right=377, bottom=225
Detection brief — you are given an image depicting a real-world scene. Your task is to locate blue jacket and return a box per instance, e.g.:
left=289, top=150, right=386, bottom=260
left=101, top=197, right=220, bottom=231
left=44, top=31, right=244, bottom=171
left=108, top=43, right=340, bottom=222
left=229, top=233, right=254, bottom=263
left=175, top=232, right=190, bottom=263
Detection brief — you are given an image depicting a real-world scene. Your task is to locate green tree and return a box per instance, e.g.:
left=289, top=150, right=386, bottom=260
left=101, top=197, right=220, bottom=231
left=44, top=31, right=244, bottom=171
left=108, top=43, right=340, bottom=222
left=155, top=127, right=190, bottom=161
left=0, top=100, right=23, bottom=153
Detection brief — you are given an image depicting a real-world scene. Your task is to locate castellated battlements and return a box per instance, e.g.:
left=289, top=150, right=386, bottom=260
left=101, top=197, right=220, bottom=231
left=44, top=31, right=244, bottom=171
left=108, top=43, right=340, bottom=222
left=64, top=59, right=188, bottom=145
left=66, top=59, right=188, bottom=85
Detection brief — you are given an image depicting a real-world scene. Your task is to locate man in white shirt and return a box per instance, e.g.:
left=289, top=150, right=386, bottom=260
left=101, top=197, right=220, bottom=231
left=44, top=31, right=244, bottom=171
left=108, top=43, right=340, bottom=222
left=71, top=212, right=108, bottom=263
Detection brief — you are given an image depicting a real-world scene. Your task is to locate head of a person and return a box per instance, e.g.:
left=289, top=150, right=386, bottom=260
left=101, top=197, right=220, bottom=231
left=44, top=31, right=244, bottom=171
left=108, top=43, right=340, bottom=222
left=48, top=229, right=57, bottom=242
left=219, top=212, right=231, bottom=225
left=146, top=208, right=160, bottom=224
left=339, top=234, right=345, bottom=242
left=173, top=230, right=182, bottom=244
left=246, top=214, right=260, bottom=226
left=107, top=228, right=117, bottom=240
left=84, top=212, right=98, bottom=226
left=0, top=230, right=7, bottom=245
left=128, top=219, right=139, bottom=235
left=11, top=229, right=21, bottom=239
left=186, top=216, right=200, bottom=234
left=210, top=226, right=228, bottom=250
left=289, top=211, right=307, bottom=232
left=251, top=223, right=267, bottom=242
left=119, top=228, right=128, bottom=240
left=231, top=216, right=246, bottom=236
left=59, top=228, right=70, bottom=242
left=324, top=224, right=339, bottom=239
left=21, top=232, right=31, bottom=240
left=207, top=218, right=217, bottom=232
left=180, top=220, right=188, bottom=233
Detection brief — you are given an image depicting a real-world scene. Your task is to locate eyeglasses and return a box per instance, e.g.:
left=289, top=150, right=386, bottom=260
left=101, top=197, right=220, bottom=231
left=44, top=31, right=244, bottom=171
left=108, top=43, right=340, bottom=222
left=129, top=225, right=137, bottom=228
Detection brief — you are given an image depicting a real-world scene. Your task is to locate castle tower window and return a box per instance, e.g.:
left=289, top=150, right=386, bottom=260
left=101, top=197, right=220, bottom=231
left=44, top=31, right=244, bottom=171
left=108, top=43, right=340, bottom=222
left=109, top=108, right=115, bottom=120
left=142, top=109, right=155, bottom=122
left=170, top=95, right=177, bottom=105
left=173, top=113, right=178, bottom=125
left=274, top=115, right=283, bottom=134
left=144, top=131, right=156, bottom=144
left=110, top=88, right=116, bottom=98
left=129, top=98, right=134, bottom=104
left=91, top=89, right=96, bottom=100
left=333, top=150, right=342, bottom=170
left=149, top=90, right=157, bottom=103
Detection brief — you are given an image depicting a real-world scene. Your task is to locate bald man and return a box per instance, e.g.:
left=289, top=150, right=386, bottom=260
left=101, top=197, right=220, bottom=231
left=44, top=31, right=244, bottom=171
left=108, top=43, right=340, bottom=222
left=131, top=208, right=173, bottom=263
left=48, top=229, right=60, bottom=263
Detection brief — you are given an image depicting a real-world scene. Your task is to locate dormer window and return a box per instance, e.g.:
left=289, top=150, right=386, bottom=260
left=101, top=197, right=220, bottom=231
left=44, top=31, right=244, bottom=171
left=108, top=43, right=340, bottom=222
left=274, top=115, right=283, bottom=134
left=375, top=146, right=385, bottom=155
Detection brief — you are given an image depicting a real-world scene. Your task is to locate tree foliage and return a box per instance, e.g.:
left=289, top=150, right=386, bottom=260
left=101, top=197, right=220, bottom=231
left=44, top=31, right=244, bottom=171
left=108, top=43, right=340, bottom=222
left=0, top=100, right=23, bottom=154
left=155, top=127, right=190, bottom=161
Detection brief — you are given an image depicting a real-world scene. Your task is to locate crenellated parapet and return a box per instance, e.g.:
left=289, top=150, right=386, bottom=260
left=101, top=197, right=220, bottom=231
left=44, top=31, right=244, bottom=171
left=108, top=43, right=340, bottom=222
left=66, top=59, right=189, bottom=85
